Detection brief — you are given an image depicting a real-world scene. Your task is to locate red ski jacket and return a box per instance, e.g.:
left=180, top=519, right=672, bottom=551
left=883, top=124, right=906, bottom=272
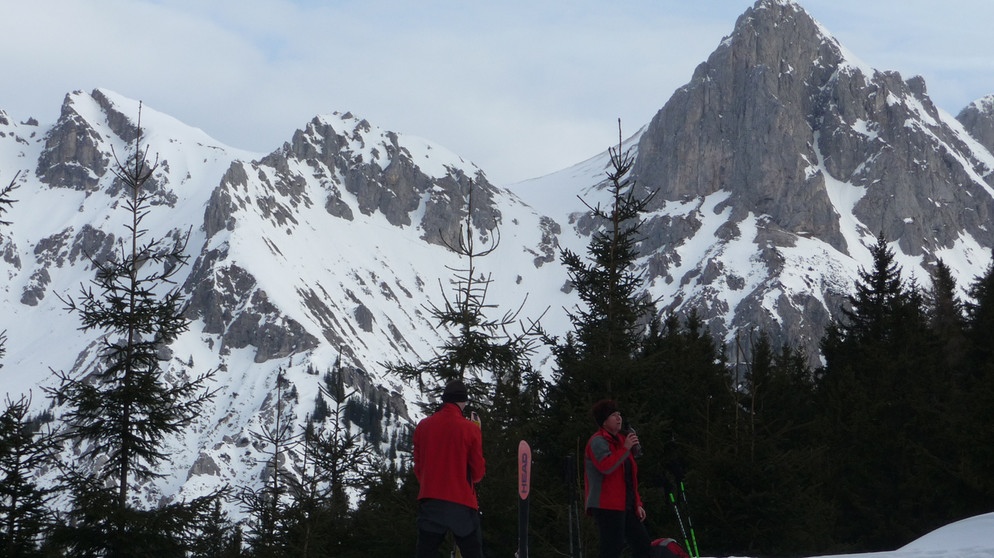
left=413, top=403, right=485, bottom=510
left=584, top=427, right=643, bottom=512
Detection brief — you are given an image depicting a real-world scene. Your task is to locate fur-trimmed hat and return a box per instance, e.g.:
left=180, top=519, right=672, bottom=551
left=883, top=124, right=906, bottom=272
left=591, top=399, right=619, bottom=426
left=441, top=379, right=469, bottom=403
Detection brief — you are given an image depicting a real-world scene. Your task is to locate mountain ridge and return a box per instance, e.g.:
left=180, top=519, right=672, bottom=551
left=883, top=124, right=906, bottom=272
left=1, top=0, right=993, bottom=514
left=522, top=0, right=994, bottom=361
left=1, top=87, right=569, bottom=512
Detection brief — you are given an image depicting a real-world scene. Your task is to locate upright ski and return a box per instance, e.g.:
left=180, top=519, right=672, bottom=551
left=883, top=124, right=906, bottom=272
left=517, top=440, right=531, bottom=558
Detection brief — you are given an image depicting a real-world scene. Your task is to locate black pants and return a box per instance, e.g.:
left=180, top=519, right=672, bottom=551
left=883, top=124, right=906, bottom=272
left=591, top=508, right=651, bottom=558
left=415, top=499, right=483, bottom=558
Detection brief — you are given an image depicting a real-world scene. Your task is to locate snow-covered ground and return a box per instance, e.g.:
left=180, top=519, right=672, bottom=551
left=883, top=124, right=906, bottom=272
left=739, top=512, right=994, bottom=558
left=889, top=513, right=994, bottom=558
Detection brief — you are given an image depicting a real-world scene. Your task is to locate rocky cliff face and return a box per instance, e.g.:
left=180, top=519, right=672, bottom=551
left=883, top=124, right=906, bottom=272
left=615, top=0, right=994, bottom=361
left=186, top=111, right=516, bottom=366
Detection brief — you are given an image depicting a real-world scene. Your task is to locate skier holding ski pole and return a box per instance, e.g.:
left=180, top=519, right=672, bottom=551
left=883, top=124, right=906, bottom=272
left=584, top=399, right=652, bottom=558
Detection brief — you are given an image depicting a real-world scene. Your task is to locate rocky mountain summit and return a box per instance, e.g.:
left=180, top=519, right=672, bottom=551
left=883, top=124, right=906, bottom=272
left=1, top=0, right=992, bottom=508
left=514, top=0, right=994, bottom=362
left=957, top=95, right=994, bottom=153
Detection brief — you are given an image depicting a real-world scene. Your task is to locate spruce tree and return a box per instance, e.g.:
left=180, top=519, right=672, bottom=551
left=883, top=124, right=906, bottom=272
left=387, top=178, right=541, bottom=408
left=635, top=312, right=733, bottom=555
left=926, top=260, right=968, bottom=374
left=44, top=105, right=217, bottom=557
left=187, top=500, right=242, bottom=558
left=340, top=467, right=419, bottom=558
left=283, top=366, right=375, bottom=557
left=553, top=126, right=655, bottom=399
left=964, top=251, right=994, bottom=376
left=0, top=395, right=55, bottom=558
left=0, top=171, right=17, bottom=367
left=0, top=171, right=15, bottom=228
left=960, top=254, right=994, bottom=515
left=383, top=177, right=542, bottom=558
left=536, top=124, right=659, bottom=557
left=239, top=368, right=298, bottom=558
left=0, top=173, right=56, bottom=557
left=915, top=259, right=982, bottom=521
left=543, top=123, right=657, bottom=433
left=815, top=233, right=946, bottom=550
left=698, top=333, right=830, bottom=555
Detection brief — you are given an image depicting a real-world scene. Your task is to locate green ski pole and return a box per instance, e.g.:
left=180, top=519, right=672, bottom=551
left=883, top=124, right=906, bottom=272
left=677, top=480, right=700, bottom=558
left=666, top=483, right=693, bottom=558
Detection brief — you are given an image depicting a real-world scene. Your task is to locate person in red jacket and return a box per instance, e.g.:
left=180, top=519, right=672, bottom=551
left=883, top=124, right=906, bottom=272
left=413, top=379, right=486, bottom=558
left=585, top=399, right=651, bottom=558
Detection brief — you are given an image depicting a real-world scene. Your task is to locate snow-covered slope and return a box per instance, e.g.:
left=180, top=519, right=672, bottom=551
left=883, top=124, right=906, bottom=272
left=0, top=88, right=574, bottom=512
left=812, top=512, right=994, bottom=558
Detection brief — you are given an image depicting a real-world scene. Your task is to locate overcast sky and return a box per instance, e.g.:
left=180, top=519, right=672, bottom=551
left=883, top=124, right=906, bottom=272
left=2, top=0, right=991, bottom=185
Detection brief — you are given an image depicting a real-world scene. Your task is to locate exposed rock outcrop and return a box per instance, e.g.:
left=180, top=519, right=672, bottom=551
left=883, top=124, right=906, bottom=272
left=957, top=95, right=994, bottom=157
left=628, top=0, right=994, bottom=362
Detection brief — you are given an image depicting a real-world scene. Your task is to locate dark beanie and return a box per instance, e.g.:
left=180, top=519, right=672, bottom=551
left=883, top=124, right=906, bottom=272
left=592, top=399, right=619, bottom=426
left=441, top=379, right=469, bottom=403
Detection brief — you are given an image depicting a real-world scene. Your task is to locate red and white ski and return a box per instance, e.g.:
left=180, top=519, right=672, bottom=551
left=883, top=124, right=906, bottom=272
left=517, top=440, right=531, bottom=558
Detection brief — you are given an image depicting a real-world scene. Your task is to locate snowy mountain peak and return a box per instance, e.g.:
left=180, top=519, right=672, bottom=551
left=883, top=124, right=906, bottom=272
left=969, top=94, right=994, bottom=113
left=289, top=110, right=482, bottom=183
left=957, top=94, right=994, bottom=154
left=2, top=85, right=564, bottom=514
left=2, top=1, right=994, bottom=521
left=516, top=0, right=994, bottom=365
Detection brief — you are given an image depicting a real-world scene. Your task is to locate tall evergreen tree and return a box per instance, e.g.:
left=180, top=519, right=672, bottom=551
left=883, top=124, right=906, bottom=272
left=44, top=105, right=218, bottom=557
left=0, top=171, right=15, bottom=229
left=0, top=171, right=17, bottom=368
left=964, top=250, right=994, bottom=377
left=542, top=123, right=657, bottom=435
left=387, top=179, right=541, bottom=408
left=239, top=368, right=298, bottom=558
left=339, top=467, right=420, bottom=558
left=535, top=124, right=660, bottom=557
left=383, top=177, right=542, bottom=557
left=0, top=173, right=56, bottom=558
left=187, top=500, right=242, bottom=558
left=283, top=366, right=375, bottom=557
left=0, top=395, right=55, bottom=558
left=925, top=259, right=968, bottom=374
left=815, top=233, right=948, bottom=550
left=696, top=333, right=830, bottom=555
left=959, top=253, right=994, bottom=514
left=552, top=127, right=656, bottom=399
left=635, top=312, right=733, bottom=555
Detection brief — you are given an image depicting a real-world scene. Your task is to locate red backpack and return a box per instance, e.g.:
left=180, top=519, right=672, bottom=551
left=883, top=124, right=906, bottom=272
left=650, top=538, right=691, bottom=558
